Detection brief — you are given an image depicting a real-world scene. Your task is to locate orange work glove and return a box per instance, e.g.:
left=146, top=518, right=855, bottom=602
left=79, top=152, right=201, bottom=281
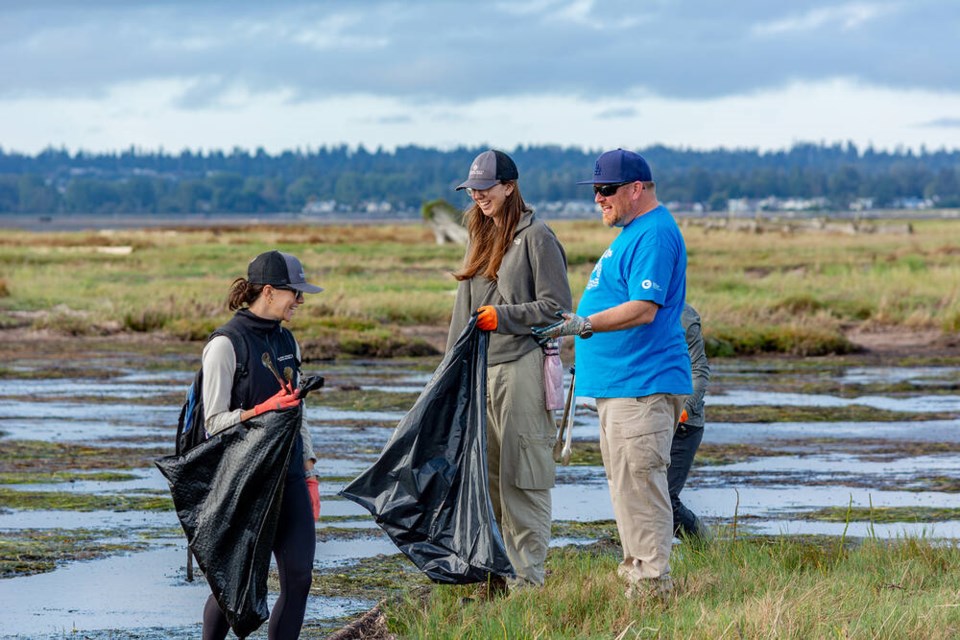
left=252, top=387, right=301, bottom=417
left=305, top=476, right=321, bottom=520
left=679, top=409, right=689, bottom=425
left=476, top=306, right=498, bottom=331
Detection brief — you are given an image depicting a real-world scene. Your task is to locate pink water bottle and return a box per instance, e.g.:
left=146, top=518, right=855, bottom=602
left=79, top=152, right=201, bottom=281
left=543, top=338, right=565, bottom=411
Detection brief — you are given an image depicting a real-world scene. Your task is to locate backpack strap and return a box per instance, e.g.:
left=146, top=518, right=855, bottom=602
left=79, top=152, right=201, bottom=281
left=210, top=325, right=249, bottom=385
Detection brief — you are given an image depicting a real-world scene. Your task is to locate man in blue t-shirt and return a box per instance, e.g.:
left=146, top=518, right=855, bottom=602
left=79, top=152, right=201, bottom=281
left=534, top=148, right=692, bottom=600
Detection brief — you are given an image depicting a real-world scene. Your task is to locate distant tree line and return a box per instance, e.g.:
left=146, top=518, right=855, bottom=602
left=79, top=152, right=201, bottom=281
left=0, top=142, right=958, bottom=214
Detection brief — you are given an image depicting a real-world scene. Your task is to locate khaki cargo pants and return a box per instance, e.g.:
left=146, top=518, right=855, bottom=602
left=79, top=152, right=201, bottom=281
left=486, top=347, right=556, bottom=586
left=598, top=394, right=686, bottom=584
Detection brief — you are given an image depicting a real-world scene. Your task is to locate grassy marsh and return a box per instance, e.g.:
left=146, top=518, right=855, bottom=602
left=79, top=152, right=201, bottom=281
left=2, top=219, right=959, bottom=356
left=384, top=536, right=960, bottom=639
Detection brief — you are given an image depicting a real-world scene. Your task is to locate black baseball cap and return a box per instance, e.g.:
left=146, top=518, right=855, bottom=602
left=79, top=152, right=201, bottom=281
left=455, top=150, right=519, bottom=191
left=247, top=251, right=324, bottom=294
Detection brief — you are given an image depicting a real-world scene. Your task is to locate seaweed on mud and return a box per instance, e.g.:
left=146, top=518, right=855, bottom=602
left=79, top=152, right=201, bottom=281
left=558, top=440, right=794, bottom=468
left=776, top=438, right=960, bottom=460
left=551, top=519, right=620, bottom=542
left=316, top=526, right=383, bottom=543
left=708, top=404, right=937, bottom=423
left=793, top=505, right=960, bottom=524
left=0, top=528, right=148, bottom=578
left=696, top=443, right=795, bottom=466
left=0, top=440, right=160, bottom=473
left=0, top=470, right=139, bottom=484
left=301, top=553, right=430, bottom=600
left=313, top=388, right=419, bottom=413
left=911, top=476, right=960, bottom=493
left=0, top=487, right=172, bottom=511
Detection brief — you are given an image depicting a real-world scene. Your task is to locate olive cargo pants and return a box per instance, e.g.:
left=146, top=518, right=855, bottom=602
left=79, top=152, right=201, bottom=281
left=486, top=347, right=556, bottom=586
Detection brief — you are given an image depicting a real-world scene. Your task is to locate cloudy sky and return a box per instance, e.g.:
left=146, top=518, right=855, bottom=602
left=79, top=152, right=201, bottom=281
left=4, top=0, right=959, bottom=155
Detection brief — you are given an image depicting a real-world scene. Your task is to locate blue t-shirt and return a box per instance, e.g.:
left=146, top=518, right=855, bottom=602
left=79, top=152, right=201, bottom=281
left=574, top=205, right=692, bottom=398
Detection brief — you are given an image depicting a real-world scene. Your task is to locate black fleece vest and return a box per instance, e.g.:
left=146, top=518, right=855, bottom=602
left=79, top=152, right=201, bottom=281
left=213, top=309, right=304, bottom=479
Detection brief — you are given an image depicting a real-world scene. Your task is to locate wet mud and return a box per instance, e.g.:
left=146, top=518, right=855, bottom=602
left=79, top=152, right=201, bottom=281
left=1, top=335, right=959, bottom=637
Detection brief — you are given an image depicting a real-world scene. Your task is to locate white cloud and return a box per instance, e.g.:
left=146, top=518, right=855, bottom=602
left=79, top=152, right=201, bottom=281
left=752, top=2, right=898, bottom=36
left=3, top=76, right=960, bottom=155
left=2, top=1, right=959, bottom=152
left=286, top=14, right=390, bottom=51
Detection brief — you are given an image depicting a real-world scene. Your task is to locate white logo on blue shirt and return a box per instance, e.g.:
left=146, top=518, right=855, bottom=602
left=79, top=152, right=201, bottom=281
left=586, top=248, right=613, bottom=290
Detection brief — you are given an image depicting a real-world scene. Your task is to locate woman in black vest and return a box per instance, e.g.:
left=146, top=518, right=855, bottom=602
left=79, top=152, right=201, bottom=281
left=201, top=250, right=323, bottom=640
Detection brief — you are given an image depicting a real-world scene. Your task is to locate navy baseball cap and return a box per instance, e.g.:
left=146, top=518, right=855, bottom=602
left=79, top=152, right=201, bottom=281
left=577, top=148, right=653, bottom=184
left=455, top=150, right=519, bottom=191
left=247, top=251, right=324, bottom=294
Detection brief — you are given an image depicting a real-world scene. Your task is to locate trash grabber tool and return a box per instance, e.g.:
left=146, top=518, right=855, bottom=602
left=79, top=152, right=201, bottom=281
left=261, top=352, right=288, bottom=389
left=554, top=366, right=575, bottom=462
left=561, top=391, right=576, bottom=466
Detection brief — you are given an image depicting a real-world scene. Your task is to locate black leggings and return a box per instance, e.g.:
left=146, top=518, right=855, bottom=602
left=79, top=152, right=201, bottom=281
left=202, top=477, right=316, bottom=640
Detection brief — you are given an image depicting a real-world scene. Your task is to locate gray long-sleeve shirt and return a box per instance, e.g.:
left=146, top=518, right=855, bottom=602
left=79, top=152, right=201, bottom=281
left=681, top=304, right=711, bottom=427
left=202, top=335, right=317, bottom=469
left=445, top=210, right=572, bottom=364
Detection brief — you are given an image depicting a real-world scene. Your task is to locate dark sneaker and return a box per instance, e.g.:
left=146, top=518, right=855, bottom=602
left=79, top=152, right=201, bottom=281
left=691, top=516, right=714, bottom=541
left=477, top=574, right=509, bottom=601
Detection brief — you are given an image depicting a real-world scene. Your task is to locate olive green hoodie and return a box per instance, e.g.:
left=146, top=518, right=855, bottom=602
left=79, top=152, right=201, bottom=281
left=446, top=209, right=572, bottom=365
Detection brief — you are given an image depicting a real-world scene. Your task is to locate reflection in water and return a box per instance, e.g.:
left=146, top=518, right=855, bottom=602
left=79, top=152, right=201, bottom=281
left=0, top=540, right=387, bottom=638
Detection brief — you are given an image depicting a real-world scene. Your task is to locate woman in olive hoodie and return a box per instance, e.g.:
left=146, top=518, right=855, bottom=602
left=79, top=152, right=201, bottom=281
left=447, top=150, right=572, bottom=591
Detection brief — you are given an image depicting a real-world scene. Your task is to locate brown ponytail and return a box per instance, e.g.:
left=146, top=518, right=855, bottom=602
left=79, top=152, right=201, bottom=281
left=227, top=278, right=265, bottom=311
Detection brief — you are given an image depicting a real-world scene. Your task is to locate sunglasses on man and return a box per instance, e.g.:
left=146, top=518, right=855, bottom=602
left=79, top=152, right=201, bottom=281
left=593, top=181, right=636, bottom=197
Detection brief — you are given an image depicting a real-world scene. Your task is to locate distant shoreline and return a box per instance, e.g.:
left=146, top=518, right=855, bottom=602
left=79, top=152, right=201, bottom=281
left=1, top=207, right=955, bottom=232
left=0, top=211, right=423, bottom=232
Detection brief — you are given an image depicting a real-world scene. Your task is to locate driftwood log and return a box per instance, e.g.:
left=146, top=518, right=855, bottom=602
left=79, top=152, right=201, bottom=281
left=324, top=603, right=395, bottom=640
left=421, top=199, right=468, bottom=245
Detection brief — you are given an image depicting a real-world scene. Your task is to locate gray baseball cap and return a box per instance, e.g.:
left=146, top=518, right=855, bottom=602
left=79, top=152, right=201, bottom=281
left=455, top=150, right=519, bottom=191
left=247, top=250, right=324, bottom=294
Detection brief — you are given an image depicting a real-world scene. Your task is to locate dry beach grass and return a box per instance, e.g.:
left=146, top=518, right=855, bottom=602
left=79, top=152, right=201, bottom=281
left=1, top=217, right=959, bottom=358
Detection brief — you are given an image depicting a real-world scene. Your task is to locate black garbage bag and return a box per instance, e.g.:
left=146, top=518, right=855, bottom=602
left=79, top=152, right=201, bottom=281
left=340, top=317, right=514, bottom=584
left=155, top=376, right=324, bottom=638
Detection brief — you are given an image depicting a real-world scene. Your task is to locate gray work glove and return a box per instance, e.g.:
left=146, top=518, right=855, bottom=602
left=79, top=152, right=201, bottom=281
left=532, top=312, right=590, bottom=340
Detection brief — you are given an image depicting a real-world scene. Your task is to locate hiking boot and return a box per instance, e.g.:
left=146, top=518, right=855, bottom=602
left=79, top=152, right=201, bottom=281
left=624, top=575, right=674, bottom=602
left=506, top=576, right=543, bottom=595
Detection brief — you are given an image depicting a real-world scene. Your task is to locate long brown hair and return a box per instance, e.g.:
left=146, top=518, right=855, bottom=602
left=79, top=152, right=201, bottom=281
left=453, top=181, right=527, bottom=281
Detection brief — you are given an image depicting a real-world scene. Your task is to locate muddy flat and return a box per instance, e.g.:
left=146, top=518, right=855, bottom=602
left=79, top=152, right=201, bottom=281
left=1, top=330, right=959, bottom=637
